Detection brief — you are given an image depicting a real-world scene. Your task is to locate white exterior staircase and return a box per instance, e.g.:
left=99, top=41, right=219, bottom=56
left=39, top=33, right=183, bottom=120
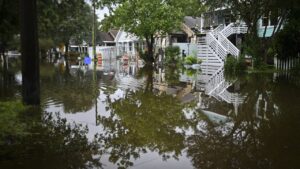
left=197, top=23, right=248, bottom=65
left=196, top=22, right=248, bottom=114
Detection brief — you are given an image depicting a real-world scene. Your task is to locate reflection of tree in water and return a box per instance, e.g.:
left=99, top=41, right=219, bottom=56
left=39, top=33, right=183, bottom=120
left=98, top=88, right=195, bottom=168
left=41, top=65, right=99, bottom=113
left=0, top=111, right=102, bottom=169
left=187, top=75, right=300, bottom=169
left=164, top=65, right=181, bottom=86
left=0, top=58, right=21, bottom=101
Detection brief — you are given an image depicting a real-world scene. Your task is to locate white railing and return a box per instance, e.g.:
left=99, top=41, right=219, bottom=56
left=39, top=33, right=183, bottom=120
left=221, top=23, right=248, bottom=38
left=205, top=67, right=225, bottom=95
left=218, top=90, right=245, bottom=104
left=220, top=23, right=235, bottom=37
left=218, top=33, right=240, bottom=57
left=197, top=22, right=248, bottom=65
left=206, top=33, right=227, bottom=61
left=200, top=65, right=246, bottom=106
left=211, top=24, right=225, bottom=38
left=234, top=26, right=248, bottom=34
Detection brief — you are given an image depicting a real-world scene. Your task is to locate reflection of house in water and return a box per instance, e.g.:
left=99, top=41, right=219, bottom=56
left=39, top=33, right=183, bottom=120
left=114, top=61, right=145, bottom=91
left=115, top=29, right=145, bottom=58
left=195, top=64, right=246, bottom=117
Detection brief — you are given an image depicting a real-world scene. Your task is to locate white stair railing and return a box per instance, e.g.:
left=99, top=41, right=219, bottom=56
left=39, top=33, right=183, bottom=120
left=218, top=33, right=240, bottom=57
left=206, top=33, right=228, bottom=61
left=197, top=22, right=248, bottom=64
left=211, top=24, right=225, bottom=38
left=205, top=67, right=225, bottom=95
left=220, top=23, right=236, bottom=37
left=234, top=23, right=248, bottom=34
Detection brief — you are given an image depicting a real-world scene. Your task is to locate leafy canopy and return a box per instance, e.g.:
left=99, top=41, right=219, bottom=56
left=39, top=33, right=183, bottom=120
left=101, top=0, right=185, bottom=38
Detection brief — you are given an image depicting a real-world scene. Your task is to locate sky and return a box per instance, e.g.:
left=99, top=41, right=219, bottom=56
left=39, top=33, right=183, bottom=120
left=85, top=0, right=110, bottom=22
left=96, top=7, right=109, bottom=21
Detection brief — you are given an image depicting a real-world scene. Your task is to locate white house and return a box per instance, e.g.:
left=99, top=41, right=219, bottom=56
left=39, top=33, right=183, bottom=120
left=114, top=29, right=144, bottom=57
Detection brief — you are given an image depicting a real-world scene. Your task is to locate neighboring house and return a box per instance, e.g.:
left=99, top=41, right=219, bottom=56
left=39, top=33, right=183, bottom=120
left=201, top=8, right=283, bottom=38
left=114, top=29, right=143, bottom=57
left=196, top=7, right=286, bottom=68
left=202, top=8, right=235, bottom=30
left=96, top=29, right=119, bottom=46
left=158, top=16, right=202, bottom=47
left=97, top=32, right=115, bottom=46
left=257, top=13, right=283, bottom=38
left=155, top=16, right=202, bottom=57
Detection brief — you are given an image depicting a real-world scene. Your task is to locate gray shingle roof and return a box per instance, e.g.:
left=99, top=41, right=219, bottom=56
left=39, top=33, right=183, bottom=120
left=184, top=16, right=201, bottom=30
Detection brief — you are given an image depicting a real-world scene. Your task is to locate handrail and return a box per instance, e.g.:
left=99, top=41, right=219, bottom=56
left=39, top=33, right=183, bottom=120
left=211, top=24, right=225, bottom=38
left=206, top=33, right=228, bottom=61
left=221, top=23, right=248, bottom=37
left=218, top=33, right=240, bottom=57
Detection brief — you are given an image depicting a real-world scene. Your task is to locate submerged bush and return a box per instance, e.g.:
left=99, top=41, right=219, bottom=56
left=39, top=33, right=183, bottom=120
left=224, top=55, right=246, bottom=80
left=165, top=46, right=180, bottom=63
left=184, top=56, right=198, bottom=65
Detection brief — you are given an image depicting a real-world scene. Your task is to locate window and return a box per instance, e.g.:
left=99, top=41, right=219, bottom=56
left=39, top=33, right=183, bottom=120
left=262, top=11, right=278, bottom=27
left=129, top=42, right=132, bottom=51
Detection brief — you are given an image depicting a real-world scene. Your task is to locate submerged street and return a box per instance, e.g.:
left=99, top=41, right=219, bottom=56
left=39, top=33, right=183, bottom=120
left=1, top=57, right=299, bottom=169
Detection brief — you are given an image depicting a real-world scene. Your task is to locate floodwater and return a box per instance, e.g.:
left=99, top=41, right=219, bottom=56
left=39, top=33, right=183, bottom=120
left=0, top=57, right=300, bottom=169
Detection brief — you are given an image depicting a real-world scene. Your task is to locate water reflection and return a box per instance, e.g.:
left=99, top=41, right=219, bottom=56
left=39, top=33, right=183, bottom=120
left=1, top=57, right=300, bottom=169
left=0, top=111, right=102, bottom=169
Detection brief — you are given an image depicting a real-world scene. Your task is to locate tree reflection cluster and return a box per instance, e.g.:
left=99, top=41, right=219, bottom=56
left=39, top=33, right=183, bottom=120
left=0, top=111, right=103, bottom=169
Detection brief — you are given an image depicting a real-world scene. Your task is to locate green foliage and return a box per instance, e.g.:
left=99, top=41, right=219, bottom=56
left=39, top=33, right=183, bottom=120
left=165, top=46, right=180, bottom=63
left=185, top=68, right=197, bottom=77
left=38, top=0, right=94, bottom=46
left=242, top=35, right=266, bottom=68
left=101, top=0, right=185, bottom=61
left=0, top=101, right=26, bottom=143
left=101, top=0, right=184, bottom=37
left=182, top=0, right=207, bottom=17
left=97, top=89, right=192, bottom=168
left=39, top=38, right=54, bottom=51
left=184, top=56, right=198, bottom=65
left=224, top=55, right=246, bottom=80
left=0, top=112, right=103, bottom=169
left=0, top=0, right=19, bottom=51
left=273, top=20, right=300, bottom=59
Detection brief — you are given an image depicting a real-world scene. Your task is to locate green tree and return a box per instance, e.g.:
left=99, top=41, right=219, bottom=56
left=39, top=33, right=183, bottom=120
left=42, top=0, right=94, bottom=70
left=101, top=0, right=185, bottom=63
left=0, top=0, right=19, bottom=72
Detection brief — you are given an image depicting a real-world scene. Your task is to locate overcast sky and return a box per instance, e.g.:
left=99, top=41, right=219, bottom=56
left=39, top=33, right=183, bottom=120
left=85, top=0, right=110, bottom=21
left=96, top=7, right=109, bottom=21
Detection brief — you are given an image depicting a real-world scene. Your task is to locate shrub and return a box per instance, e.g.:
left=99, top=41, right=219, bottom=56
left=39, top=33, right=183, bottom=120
left=224, top=55, right=246, bottom=80
left=184, top=55, right=197, bottom=65
left=224, top=56, right=237, bottom=73
left=165, top=46, right=180, bottom=63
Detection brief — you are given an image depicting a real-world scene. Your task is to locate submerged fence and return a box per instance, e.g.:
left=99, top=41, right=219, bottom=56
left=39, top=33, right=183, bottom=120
left=274, top=55, right=300, bottom=71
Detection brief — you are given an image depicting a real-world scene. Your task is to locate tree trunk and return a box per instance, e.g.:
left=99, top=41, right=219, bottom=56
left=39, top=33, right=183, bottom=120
left=145, top=36, right=155, bottom=63
left=20, top=0, right=40, bottom=105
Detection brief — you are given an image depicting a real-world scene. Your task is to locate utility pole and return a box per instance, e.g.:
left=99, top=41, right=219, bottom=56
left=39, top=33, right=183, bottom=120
left=92, top=1, right=97, bottom=66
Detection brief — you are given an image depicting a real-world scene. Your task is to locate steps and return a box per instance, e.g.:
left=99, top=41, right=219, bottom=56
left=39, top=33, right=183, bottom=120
left=197, top=37, right=223, bottom=65
left=197, top=22, right=248, bottom=65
